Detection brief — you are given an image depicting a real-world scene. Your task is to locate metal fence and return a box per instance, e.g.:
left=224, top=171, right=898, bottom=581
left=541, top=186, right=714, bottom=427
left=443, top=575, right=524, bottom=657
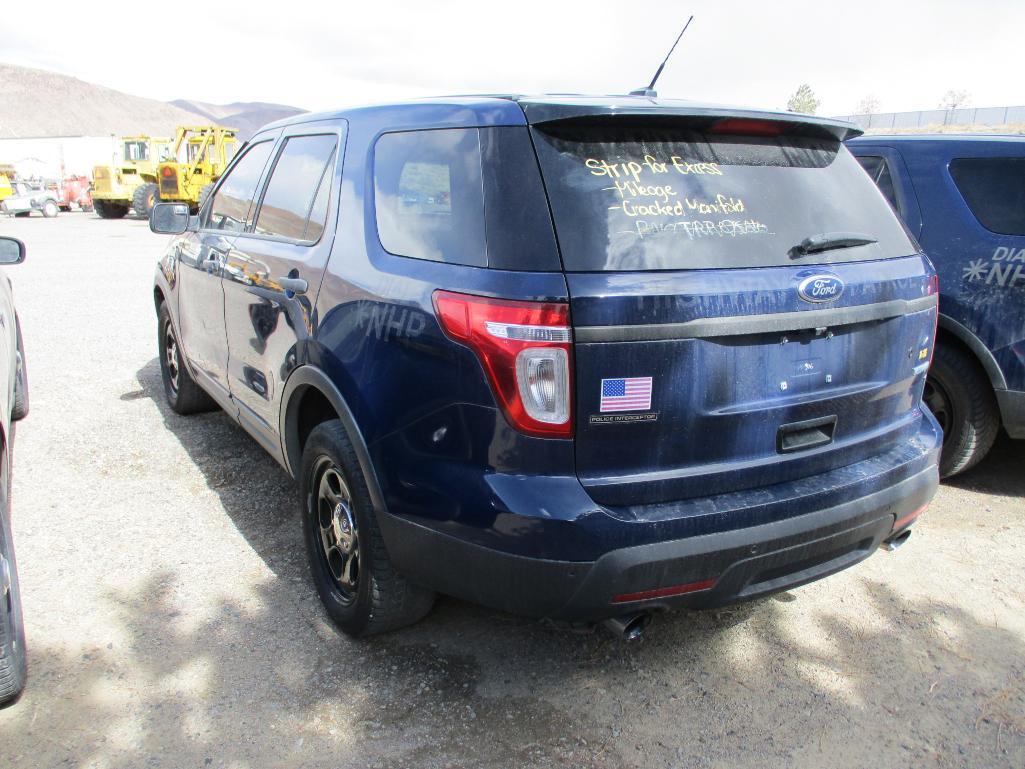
left=834, top=106, right=1025, bottom=130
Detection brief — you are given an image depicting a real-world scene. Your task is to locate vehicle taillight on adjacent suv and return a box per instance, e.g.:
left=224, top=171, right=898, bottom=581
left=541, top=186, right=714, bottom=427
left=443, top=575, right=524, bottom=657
left=433, top=290, right=573, bottom=437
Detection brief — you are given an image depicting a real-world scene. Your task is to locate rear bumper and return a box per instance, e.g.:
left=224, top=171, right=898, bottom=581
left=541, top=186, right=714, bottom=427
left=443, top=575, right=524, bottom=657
left=379, top=416, right=941, bottom=622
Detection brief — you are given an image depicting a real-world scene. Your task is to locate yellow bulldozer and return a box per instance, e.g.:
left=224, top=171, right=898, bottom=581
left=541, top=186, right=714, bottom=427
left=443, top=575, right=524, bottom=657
left=92, top=136, right=173, bottom=219
left=157, top=126, right=239, bottom=212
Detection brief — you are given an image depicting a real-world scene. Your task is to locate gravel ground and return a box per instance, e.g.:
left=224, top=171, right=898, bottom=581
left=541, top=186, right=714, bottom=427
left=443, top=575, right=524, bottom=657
left=0, top=213, right=1022, bottom=769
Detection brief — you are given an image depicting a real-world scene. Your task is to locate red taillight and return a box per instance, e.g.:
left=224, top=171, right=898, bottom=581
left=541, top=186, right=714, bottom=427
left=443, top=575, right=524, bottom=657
left=613, top=578, right=717, bottom=604
left=161, top=167, right=174, bottom=177
left=708, top=118, right=787, bottom=137
left=433, top=290, right=573, bottom=438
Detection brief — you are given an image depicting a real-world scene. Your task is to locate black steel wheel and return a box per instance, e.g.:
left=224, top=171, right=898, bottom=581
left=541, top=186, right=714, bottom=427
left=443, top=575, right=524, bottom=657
left=300, top=420, right=434, bottom=636
left=922, top=376, right=952, bottom=439
left=157, top=303, right=215, bottom=415
left=313, top=460, right=360, bottom=605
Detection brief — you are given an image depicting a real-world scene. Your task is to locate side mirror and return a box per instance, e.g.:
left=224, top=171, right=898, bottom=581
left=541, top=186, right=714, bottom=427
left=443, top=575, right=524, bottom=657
left=150, top=202, right=191, bottom=235
left=0, top=237, right=25, bottom=265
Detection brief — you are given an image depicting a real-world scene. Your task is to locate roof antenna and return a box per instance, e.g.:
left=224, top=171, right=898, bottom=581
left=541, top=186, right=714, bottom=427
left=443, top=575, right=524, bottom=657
left=630, top=15, right=694, bottom=98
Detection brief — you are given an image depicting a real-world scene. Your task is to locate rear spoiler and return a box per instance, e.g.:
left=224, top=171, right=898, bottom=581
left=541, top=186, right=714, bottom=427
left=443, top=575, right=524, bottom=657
left=515, top=99, right=863, bottom=142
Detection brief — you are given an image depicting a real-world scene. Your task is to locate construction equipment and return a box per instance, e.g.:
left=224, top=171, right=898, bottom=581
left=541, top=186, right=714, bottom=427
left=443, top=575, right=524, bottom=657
left=92, top=136, right=173, bottom=219
left=156, top=126, right=239, bottom=212
left=0, top=165, right=17, bottom=203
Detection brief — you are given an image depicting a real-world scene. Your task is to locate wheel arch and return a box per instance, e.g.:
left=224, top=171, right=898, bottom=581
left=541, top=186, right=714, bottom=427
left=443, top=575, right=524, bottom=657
left=279, top=366, right=386, bottom=514
left=937, top=314, right=1007, bottom=391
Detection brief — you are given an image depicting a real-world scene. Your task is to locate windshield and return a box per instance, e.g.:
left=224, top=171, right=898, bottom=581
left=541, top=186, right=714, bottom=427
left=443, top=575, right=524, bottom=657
left=531, top=123, right=916, bottom=271
left=124, top=141, right=149, bottom=162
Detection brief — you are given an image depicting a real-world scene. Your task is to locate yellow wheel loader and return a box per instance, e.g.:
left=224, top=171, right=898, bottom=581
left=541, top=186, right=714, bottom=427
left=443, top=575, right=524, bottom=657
left=156, top=126, right=239, bottom=212
left=91, top=136, right=173, bottom=219
left=0, top=165, right=16, bottom=203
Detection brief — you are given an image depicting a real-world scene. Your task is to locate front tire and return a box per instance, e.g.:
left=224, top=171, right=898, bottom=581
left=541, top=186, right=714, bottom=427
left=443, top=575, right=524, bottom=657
left=11, top=319, right=27, bottom=422
left=0, top=481, right=27, bottom=706
left=41, top=200, right=58, bottom=218
left=197, top=183, right=215, bottom=213
left=157, top=303, right=216, bottom=415
left=924, top=343, right=1000, bottom=477
left=93, top=199, right=128, bottom=219
left=300, top=420, right=434, bottom=637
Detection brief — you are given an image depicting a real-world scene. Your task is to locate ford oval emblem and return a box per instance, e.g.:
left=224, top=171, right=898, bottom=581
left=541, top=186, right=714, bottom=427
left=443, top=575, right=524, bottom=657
left=798, top=274, right=845, bottom=303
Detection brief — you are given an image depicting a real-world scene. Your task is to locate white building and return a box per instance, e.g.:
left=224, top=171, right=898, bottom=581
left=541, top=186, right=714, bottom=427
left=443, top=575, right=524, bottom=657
left=0, top=135, right=121, bottom=180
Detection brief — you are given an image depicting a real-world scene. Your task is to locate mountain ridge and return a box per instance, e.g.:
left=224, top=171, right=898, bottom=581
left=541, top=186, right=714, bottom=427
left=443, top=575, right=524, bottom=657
left=0, top=63, right=305, bottom=140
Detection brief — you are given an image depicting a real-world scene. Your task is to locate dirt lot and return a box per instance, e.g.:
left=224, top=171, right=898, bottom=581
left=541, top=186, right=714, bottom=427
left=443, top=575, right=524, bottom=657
left=0, top=213, right=1021, bottom=769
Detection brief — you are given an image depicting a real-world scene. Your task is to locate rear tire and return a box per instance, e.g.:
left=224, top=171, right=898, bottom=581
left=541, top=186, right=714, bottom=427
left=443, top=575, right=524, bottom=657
left=132, top=183, right=158, bottom=218
left=300, top=420, right=434, bottom=637
left=41, top=200, right=58, bottom=218
left=197, top=183, right=215, bottom=213
left=93, top=199, right=128, bottom=219
left=924, top=343, right=1000, bottom=478
left=0, top=478, right=27, bottom=707
left=157, top=303, right=216, bottom=415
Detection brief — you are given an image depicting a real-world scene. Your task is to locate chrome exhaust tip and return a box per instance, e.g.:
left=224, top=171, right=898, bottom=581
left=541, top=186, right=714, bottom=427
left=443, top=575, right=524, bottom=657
left=601, top=612, right=651, bottom=641
left=881, top=529, right=912, bottom=552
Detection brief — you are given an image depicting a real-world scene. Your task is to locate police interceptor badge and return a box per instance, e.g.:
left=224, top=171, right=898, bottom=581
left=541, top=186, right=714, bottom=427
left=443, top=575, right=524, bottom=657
left=590, top=377, right=658, bottom=424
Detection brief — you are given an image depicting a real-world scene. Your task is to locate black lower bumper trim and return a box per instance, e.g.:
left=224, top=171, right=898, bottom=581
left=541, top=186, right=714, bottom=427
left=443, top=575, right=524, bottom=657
left=378, top=463, right=938, bottom=622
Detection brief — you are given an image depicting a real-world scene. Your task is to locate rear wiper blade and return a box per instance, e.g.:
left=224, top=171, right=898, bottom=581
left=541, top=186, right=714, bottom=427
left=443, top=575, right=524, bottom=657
left=789, top=232, right=878, bottom=258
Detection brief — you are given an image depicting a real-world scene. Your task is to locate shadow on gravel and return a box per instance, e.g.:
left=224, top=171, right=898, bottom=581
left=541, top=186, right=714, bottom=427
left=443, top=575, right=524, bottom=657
left=3, top=571, right=1023, bottom=768
left=946, top=432, right=1025, bottom=498
left=36, top=359, right=1012, bottom=767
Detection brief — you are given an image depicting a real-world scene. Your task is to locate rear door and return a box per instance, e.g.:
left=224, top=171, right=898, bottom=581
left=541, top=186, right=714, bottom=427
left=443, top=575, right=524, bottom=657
left=176, top=137, right=277, bottom=401
left=221, top=122, right=344, bottom=455
left=531, top=121, right=937, bottom=506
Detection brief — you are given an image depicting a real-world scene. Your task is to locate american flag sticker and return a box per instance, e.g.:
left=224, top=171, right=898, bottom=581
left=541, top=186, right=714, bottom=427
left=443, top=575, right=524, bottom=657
left=599, top=377, right=653, bottom=412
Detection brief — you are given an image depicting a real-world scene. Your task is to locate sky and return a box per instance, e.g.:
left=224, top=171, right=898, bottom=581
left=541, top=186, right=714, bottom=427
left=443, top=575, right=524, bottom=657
left=3, top=0, right=1023, bottom=116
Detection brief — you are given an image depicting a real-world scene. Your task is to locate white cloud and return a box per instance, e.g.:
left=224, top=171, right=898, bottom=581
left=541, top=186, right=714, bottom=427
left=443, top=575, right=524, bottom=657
left=4, top=0, right=1023, bottom=116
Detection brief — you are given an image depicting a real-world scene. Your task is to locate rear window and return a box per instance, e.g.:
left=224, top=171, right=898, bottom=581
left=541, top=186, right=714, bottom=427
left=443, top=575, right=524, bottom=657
left=949, top=157, right=1025, bottom=236
left=531, top=123, right=916, bottom=271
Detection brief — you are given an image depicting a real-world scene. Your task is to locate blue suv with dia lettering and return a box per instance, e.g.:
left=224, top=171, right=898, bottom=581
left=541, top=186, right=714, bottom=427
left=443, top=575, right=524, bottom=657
left=151, top=95, right=940, bottom=638
left=849, top=135, right=1025, bottom=477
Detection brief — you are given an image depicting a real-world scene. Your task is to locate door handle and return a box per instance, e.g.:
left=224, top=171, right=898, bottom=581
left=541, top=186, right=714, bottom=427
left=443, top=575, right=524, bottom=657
left=203, top=248, right=227, bottom=272
left=276, top=277, right=308, bottom=295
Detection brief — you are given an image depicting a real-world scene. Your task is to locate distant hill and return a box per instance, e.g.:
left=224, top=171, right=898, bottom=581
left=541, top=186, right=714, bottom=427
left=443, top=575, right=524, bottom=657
left=0, top=63, right=306, bottom=141
left=169, top=99, right=305, bottom=140
left=0, top=63, right=210, bottom=138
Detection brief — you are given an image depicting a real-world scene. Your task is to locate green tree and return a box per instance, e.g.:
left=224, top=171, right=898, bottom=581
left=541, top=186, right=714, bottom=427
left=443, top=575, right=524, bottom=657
left=787, top=84, right=820, bottom=115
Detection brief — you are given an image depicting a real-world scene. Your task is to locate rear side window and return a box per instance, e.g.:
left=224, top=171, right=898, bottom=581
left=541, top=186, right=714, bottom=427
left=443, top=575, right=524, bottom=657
left=374, top=129, right=486, bottom=267
left=532, top=123, right=917, bottom=271
left=949, top=157, right=1025, bottom=235
left=254, top=134, right=338, bottom=242
left=855, top=155, right=901, bottom=214
left=206, top=140, right=274, bottom=233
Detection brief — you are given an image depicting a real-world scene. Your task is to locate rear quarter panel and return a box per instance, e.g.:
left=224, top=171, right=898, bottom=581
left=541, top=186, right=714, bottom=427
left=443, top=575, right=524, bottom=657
left=898, top=140, right=1025, bottom=390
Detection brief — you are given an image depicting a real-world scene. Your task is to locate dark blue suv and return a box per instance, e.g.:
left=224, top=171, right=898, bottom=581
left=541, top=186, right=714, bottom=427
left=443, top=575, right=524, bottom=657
left=849, top=135, right=1025, bottom=477
left=151, top=96, right=941, bottom=637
